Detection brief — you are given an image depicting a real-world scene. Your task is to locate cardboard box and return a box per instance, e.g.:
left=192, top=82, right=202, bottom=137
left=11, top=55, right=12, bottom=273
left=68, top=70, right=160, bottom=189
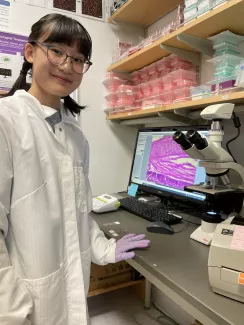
left=90, top=261, right=132, bottom=279
left=89, top=272, right=132, bottom=292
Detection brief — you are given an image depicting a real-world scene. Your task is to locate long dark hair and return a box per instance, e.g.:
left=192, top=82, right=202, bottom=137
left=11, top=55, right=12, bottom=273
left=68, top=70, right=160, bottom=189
left=2, top=14, right=92, bottom=115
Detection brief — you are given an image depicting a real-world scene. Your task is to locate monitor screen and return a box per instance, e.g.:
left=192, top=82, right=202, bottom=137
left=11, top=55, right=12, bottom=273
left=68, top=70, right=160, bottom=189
left=130, top=127, right=210, bottom=202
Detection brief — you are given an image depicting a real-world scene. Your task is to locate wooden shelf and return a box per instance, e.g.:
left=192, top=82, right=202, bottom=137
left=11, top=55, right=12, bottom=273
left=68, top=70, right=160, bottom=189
left=106, top=91, right=244, bottom=121
left=108, top=0, right=244, bottom=72
left=108, top=0, right=181, bottom=27
left=88, top=279, right=144, bottom=298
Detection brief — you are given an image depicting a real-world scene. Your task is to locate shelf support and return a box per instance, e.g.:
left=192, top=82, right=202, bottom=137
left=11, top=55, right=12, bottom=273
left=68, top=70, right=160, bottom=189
left=160, top=44, right=201, bottom=65
left=177, top=33, right=214, bottom=58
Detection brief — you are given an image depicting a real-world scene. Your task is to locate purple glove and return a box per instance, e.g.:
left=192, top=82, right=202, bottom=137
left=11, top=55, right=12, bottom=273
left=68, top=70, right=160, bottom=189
left=115, top=234, right=150, bottom=262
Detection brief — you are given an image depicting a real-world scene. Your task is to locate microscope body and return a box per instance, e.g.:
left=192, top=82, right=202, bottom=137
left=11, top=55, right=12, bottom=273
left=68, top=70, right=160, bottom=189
left=173, top=103, right=244, bottom=215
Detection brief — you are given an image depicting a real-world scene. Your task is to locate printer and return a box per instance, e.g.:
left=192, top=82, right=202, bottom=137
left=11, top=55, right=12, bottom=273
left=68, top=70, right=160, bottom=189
left=208, top=216, right=244, bottom=303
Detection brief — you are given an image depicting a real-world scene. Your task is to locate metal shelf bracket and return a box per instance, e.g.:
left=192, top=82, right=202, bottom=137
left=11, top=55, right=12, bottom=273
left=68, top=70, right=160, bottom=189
left=177, top=33, right=214, bottom=57
left=160, top=44, right=201, bottom=65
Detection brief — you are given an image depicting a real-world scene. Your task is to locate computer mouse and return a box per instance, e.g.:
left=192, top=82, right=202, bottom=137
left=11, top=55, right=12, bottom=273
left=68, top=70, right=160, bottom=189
left=147, top=221, right=174, bottom=234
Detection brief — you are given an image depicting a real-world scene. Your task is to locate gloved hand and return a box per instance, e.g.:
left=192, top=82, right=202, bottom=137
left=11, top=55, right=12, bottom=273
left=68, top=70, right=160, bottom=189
left=115, top=234, right=150, bottom=262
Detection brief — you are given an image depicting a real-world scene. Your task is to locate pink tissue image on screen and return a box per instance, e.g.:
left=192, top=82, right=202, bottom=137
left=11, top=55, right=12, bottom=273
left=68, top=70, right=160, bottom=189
left=146, top=136, right=197, bottom=190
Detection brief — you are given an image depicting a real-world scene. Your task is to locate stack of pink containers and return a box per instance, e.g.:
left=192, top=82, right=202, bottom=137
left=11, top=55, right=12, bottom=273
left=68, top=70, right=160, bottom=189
left=103, top=54, right=198, bottom=115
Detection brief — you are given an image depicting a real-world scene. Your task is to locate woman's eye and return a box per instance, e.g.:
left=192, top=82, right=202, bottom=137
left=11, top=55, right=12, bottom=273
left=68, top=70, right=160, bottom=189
left=74, top=58, right=85, bottom=64
left=51, top=48, right=63, bottom=56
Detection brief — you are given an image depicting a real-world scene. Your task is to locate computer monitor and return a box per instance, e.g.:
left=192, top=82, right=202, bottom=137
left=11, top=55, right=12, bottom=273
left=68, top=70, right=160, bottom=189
left=129, top=126, right=210, bottom=203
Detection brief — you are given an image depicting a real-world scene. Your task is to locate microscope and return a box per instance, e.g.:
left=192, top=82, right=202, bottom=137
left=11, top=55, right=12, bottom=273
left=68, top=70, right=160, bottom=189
left=174, top=103, right=244, bottom=303
left=173, top=103, right=244, bottom=245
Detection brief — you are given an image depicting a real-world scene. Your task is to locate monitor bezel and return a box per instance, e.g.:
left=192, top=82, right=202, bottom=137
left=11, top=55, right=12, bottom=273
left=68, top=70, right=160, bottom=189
left=128, top=126, right=211, bottom=204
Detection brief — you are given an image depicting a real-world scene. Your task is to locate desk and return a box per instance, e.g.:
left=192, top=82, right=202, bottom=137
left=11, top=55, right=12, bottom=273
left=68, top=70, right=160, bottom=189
left=92, top=208, right=243, bottom=325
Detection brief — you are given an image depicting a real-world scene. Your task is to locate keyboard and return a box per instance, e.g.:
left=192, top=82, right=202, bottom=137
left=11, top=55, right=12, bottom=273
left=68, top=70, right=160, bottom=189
left=119, top=197, right=182, bottom=225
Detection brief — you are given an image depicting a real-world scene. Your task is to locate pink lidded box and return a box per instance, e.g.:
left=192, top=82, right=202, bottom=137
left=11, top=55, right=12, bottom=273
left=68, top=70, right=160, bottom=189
left=117, top=97, right=135, bottom=108
left=156, top=58, right=171, bottom=72
left=151, top=87, right=164, bottom=97
left=174, top=79, right=197, bottom=88
left=173, top=87, right=191, bottom=101
left=162, top=73, right=175, bottom=91
left=105, top=93, right=118, bottom=108
left=148, top=62, right=158, bottom=76
left=117, top=84, right=134, bottom=93
left=142, top=99, right=164, bottom=109
left=140, top=82, right=152, bottom=93
left=163, top=90, right=175, bottom=104
left=150, top=78, right=163, bottom=88
left=159, top=67, right=173, bottom=78
left=131, top=71, right=141, bottom=85
left=139, top=66, right=150, bottom=79
left=171, top=69, right=197, bottom=82
left=168, top=54, right=193, bottom=70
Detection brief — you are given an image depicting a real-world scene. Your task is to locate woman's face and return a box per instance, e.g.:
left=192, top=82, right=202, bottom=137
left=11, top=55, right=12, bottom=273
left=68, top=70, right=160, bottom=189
left=25, top=37, right=84, bottom=98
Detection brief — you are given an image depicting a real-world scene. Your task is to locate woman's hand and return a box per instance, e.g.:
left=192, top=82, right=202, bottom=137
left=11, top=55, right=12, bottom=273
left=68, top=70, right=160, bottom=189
left=115, top=234, right=150, bottom=262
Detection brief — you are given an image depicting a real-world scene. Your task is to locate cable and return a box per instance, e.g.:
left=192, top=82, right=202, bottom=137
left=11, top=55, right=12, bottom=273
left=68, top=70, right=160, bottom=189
left=153, top=303, right=179, bottom=325
left=226, top=113, right=241, bottom=163
left=173, top=219, right=189, bottom=233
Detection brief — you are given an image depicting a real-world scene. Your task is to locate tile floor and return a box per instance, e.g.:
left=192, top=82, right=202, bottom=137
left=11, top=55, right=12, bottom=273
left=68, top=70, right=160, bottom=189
left=88, top=288, right=174, bottom=325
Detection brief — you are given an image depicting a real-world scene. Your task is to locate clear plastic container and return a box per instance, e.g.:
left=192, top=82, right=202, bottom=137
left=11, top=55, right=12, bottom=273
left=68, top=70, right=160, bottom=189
left=197, top=0, right=212, bottom=15
left=213, top=41, right=239, bottom=52
left=212, top=0, right=227, bottom=7
left=190, top=85, right=211, bottom=99
left=209, top=31, right=244, bottom=46
left=173, top=87, right=191, bottom=101
left=171, top=69, right=197, bottom=82
left=184, top=5, right=197, bottom=22
left=185, top=0, right=198, bottom=8
left=208, top=54, right=242, bottom=69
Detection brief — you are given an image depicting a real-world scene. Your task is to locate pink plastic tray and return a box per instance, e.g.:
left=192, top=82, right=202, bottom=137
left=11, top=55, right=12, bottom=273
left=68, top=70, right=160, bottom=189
left=173, top=87, right=191, bottom=101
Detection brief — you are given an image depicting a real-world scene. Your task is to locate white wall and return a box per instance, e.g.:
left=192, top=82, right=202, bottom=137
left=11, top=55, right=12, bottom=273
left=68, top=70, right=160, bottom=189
left=6, top=2, right=144, bottom=195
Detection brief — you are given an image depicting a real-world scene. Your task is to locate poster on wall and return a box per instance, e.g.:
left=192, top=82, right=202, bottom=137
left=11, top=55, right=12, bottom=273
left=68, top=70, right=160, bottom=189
left=0, top=0, right=11, bottom=28
left=14, top=0, right=46, bottom=8
left=0, top=31, right=28, bottom=91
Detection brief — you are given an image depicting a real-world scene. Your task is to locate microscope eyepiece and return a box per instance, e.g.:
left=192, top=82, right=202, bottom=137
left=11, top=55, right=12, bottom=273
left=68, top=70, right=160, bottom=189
left=173, top=131, right=192, bottom=150
left=186, top=130, right=208, bottom=150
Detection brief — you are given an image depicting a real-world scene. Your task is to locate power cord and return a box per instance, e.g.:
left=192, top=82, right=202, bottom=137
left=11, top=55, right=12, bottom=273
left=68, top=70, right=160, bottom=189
left=153, top=303, right=179, bottom=325
left=226, top=112, right=241, bottom=163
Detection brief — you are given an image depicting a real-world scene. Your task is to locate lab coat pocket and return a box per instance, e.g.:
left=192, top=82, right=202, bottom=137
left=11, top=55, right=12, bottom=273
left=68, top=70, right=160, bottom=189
left=80, top=248, right=91, bottom=296
left=23, top=264, right=67, bottom=325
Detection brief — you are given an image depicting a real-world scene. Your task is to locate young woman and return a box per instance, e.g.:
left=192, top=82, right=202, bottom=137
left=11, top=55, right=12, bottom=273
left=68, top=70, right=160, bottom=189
left=0, top=13, right=150, bottom=325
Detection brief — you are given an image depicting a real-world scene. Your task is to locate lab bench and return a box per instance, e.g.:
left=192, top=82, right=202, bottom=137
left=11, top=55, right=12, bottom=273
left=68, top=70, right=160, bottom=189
left=91, top=207, right=244, bottom=325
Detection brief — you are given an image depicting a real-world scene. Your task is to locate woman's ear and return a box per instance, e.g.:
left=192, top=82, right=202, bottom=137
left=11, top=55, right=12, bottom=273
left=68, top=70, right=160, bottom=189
left=24, top=43, right=34, bottom=64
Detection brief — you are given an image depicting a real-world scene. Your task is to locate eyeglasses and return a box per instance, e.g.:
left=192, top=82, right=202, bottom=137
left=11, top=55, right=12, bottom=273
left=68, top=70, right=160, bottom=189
left=30, top=41, right=92, bottom=74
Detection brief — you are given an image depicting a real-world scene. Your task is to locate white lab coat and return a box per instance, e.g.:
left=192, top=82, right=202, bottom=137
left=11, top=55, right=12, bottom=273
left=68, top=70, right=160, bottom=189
left=0, top=90, right=116, bottom=325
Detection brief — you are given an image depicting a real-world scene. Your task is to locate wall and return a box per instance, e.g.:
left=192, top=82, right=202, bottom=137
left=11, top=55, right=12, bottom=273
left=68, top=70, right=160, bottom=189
left=147, top=9, right=244, bottom=325
left=5, top=2, right=144, bottom=195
